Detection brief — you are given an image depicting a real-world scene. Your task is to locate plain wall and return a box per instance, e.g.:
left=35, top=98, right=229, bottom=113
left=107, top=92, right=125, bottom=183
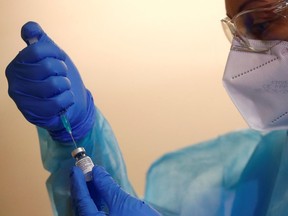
left=0, top=0, right=247, bottom=215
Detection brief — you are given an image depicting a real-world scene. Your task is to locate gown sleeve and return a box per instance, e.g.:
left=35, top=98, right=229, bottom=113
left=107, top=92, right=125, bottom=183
left=145, top=129, right=288, bottom=216
left=37, top=105, right=136, bottom=216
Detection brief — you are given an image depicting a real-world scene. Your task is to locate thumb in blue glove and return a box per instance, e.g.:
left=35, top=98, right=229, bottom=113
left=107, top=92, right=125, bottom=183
left=70, top=166, right=161, bottom=216
left=5, top=21, right=95, bottom=142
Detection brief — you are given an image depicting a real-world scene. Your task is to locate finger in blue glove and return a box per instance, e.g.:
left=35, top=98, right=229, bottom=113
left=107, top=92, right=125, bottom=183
left=6, top=21, right=96, bottom=142
left=70, top=166, right=106, bottom=216
left=92, top=166, right=161, bottom=216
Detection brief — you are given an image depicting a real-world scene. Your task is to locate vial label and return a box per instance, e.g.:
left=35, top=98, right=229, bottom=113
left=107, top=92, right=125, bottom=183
left=76, top=157, right=94, bottom=181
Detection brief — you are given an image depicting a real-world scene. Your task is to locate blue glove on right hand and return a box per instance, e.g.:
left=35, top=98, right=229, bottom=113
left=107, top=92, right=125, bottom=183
left=70, top=166, right=161, bottom=216
left=5, top=21, right=95, bottom=142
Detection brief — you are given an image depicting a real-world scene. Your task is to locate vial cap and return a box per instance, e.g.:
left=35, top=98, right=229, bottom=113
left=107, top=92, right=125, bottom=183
left=71, top=147, right=86, bottom=158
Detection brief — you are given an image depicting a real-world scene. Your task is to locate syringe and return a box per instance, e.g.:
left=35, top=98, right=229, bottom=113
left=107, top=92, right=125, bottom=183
left=26, top=37, right=78, bottom=148
left=60, top=114, right=78, bottom=148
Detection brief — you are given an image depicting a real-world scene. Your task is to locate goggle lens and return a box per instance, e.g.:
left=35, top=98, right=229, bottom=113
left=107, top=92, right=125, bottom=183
left=221, top=1, right=288, bottom=52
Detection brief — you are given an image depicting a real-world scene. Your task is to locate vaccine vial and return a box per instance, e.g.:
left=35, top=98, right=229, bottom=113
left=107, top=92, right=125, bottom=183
left=71, top=147, right=94, bottom=182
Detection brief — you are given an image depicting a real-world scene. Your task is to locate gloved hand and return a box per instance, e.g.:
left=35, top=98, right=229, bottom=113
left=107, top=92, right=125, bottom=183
left=70, top=166, right=161, bottom=216
left=5, top=21, right=95, bottom=142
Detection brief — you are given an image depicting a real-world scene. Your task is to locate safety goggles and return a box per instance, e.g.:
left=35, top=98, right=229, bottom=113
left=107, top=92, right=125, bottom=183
left=221, top=0, right=288, bottom=52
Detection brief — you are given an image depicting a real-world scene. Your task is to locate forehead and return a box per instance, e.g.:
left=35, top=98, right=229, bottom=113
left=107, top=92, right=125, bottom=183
left=225, top=0, right=279, bottom=17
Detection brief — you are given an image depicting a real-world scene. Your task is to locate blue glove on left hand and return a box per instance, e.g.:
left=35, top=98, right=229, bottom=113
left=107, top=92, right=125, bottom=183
left=5, top=21, right=95, bottom=142
left=70, top=166, right=161, bottom=216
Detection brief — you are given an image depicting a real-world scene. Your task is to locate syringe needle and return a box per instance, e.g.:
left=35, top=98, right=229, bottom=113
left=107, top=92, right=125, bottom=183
left=69, top=133, right=77, bottom=148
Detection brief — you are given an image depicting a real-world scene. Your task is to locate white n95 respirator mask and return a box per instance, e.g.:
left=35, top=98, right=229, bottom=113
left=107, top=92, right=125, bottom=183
left=223, top=39, right=288, bottom=131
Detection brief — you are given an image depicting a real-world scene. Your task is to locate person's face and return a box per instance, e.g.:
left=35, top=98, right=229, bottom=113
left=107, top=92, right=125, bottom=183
left=225, top=0, right=288, bottom=41
left=223, top=0, right=288, bottom=131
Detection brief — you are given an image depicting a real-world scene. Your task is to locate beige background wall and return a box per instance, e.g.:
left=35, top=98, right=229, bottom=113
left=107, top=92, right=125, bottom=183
left=0, top=0, right=247, bottom=215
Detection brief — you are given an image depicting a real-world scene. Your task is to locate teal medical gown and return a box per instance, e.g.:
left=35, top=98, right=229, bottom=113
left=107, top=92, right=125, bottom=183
left=37, top=106, right=288, bottom=216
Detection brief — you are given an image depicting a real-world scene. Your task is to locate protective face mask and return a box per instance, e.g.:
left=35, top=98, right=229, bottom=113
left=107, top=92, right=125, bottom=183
left=223, top=39, right=288, bottom=131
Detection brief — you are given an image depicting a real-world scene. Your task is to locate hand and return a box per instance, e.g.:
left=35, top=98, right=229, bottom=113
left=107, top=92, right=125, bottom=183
left=5, top=21, right=95, bottom=141
left=70, top=166, right=161, bottom=216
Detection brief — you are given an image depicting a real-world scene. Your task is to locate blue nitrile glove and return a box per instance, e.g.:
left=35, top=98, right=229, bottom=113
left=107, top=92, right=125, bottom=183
left=70, top=166, right=161, bottom=216
left=5, top=21, right=95, bottom=142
